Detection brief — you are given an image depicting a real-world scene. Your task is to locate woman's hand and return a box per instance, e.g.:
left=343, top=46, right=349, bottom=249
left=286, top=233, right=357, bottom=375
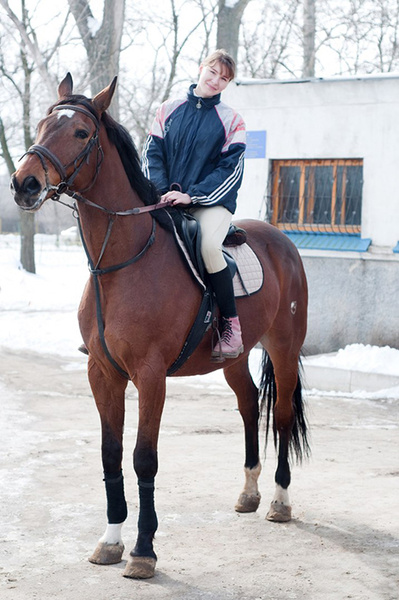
left=161, top=191, right=192, bottom=206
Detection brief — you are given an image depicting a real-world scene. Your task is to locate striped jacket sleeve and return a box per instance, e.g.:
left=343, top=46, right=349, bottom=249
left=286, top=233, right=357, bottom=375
left=141, top=104, right=170, bottom=195
left=186, top=110, right=246, bottom=209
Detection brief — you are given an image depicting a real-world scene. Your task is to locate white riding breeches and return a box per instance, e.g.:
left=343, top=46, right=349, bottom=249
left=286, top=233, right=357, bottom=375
left=189, top=205, right=232, bottom=274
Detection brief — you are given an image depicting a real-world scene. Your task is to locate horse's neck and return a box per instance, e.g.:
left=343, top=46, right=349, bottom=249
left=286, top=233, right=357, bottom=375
left=77, top=158, right=153, bottom=270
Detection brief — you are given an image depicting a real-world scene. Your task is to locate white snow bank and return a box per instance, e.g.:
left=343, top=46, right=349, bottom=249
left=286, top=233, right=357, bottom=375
left=306, top=344, right=399, bottom=377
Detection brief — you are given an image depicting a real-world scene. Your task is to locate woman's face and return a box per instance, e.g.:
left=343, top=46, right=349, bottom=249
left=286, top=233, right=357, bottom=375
left=195, top=61, right=231, bottom=98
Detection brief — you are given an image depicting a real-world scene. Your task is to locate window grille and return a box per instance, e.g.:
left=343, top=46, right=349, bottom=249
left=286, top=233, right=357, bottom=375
left=268, top=159, right=363, bottom=234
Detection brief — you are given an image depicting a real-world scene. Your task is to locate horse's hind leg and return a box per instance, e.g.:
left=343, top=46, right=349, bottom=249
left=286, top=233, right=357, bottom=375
left=223, top=357, right=262, bottom=513
left=261, top=342, right=308, bottom=522
left=87, top=359, right=129, bottom=565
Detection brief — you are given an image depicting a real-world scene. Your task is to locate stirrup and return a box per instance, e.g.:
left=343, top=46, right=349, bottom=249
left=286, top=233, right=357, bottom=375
left=210, top=323, right=225, bottom=363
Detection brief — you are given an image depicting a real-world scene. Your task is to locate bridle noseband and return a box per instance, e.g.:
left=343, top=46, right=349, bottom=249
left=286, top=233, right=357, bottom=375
left=23, top=103, right=103, bottom=200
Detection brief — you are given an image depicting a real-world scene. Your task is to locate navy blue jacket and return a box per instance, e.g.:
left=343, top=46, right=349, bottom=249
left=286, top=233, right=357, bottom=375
left=142, top=84, right=246, bottom=214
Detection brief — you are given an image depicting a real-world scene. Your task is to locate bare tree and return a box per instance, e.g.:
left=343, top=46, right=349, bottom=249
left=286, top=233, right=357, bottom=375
left=67, top=0, right=125, bottom=118
left=216, top=0, right=253, bottom=64
left=240, top=0, right=301, bottom=79
left=0, top=0, right=59, bottom=97
left=0, top=0, right=45, bottom=272
left=315, top=0, right=399, bottom=75
left=120, top=0, right=218, bottom=150
left=0, top=0, right=126, bottom=268
left=302, top=0, right=316, bottom=77
left=159, top=0, right=218, bottom=102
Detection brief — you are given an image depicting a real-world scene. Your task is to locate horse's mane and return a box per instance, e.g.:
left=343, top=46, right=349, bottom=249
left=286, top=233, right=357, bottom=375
left=50, top=95, right=173, bottom=230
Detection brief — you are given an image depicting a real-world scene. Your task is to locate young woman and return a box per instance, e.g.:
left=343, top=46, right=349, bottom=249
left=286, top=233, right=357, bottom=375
left=142, top=49, right=246, bottom=359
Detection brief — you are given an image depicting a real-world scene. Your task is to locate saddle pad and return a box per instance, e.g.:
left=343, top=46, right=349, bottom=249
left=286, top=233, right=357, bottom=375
left=225, top=243, right=264, bottom=297
left=174, top=222, right=263, bottom=297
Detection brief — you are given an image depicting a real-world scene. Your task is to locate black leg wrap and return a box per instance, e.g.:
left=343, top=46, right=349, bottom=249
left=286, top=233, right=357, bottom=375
left=137, top=478, right=158, bottom=533
left=275, top=435, right=291, bottom=489
left=104, top=470, right=128, bottom=524
left=275, top=464, right=291, bottom=489
left=133, top=478, right=158, bottom=559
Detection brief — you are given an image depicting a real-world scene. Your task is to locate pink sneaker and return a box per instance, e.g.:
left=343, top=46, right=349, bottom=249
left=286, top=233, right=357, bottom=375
left=212, top=316, right=244, bottom=359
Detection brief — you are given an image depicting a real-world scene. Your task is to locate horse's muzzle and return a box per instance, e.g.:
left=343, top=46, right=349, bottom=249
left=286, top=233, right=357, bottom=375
left=10, top=173, right=46, bottom=210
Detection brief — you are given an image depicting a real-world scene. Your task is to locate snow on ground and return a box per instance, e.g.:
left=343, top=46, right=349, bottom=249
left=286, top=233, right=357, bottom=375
left=1, top=232, right=399, bottom=397
left=0, top=232, right=87, bottom=357
left=307, top=343, right=399, bottom=377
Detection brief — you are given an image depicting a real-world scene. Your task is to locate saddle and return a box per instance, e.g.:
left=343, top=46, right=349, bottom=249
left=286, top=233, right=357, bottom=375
left=170, top=209, right=246, bottom=284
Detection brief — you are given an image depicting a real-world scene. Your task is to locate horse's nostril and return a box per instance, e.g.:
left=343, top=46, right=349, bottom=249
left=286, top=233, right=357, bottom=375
left=23, top=175, right=41, bottom=195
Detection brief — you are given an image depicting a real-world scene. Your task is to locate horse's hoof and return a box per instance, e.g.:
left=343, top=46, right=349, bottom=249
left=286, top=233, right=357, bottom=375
left=88, top=542, right=125, bottom=565
left=235, top=492, right=261, bottom=513
left=266, top=501, right=292, bottom=522
left=123, top=555, right=156, bottom=579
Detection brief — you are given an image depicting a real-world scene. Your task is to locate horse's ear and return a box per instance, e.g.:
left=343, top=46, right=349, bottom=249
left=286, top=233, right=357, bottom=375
left=92, top=77, right=118, bottom=114
left=58, top=73, right=73, bottom=98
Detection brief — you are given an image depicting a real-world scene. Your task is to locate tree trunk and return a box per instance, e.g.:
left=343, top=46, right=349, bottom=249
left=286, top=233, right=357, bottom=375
left=2, top=114, right=36, bottom=274
left=302, top=0, right=316, bottom=78
left=19, top=25, right=36, bottom=273
left=20, top=212, right=36, bottom=273
left=0, top=117, right=15, bottom=174
left=216, top=0, right=252, bottom=65
left=68, top=0, right=125, bottom=119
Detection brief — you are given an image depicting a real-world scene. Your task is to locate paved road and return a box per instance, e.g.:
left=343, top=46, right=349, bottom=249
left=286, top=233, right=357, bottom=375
left=0, top=348, right=398, bottom=600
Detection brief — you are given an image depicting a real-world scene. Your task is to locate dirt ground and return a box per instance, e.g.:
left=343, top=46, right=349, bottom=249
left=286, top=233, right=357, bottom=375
left=0, top=348, right=398, bottom=600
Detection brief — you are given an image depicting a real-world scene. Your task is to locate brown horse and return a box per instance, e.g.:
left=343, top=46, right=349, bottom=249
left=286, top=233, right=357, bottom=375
left=11, top=74, right=309, bottom=579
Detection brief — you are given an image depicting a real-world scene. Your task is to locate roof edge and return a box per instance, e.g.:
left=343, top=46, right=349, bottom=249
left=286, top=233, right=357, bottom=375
left=235, top=73, right=399, bottom=86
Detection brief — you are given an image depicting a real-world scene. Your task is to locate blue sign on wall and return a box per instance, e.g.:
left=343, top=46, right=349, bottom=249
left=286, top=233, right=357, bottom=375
left=245, top=130, right=267, bottom=159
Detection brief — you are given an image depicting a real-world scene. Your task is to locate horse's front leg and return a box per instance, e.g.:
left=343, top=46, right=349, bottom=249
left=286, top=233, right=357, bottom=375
left=123, top=369, right=166, bottom=580
left=87, top=359, right=129, bottom=565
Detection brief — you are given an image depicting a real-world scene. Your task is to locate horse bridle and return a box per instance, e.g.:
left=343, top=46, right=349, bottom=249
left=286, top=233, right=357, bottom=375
left=23, top=103, right=103, bottom=201
left=23, top=102, right=173, bottom=219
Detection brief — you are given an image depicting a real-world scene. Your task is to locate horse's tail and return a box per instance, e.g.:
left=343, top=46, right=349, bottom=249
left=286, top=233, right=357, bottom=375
left=258, top=350, right=310, bottom=463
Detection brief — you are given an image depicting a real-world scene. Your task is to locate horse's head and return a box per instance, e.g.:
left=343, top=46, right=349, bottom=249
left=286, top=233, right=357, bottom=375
left=11, top=73, right=117, bottom=211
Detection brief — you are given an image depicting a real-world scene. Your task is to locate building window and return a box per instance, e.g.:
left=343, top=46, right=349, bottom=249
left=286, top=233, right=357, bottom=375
left=268, top=159, right=363, bottom=233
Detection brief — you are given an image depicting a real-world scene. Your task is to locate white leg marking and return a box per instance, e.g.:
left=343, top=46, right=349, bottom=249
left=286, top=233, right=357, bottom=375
left=99, top=523, right=124, bottom=545
left=271, top=484, right=290, bottom=505
left=242, top=462, right=262, bottom=495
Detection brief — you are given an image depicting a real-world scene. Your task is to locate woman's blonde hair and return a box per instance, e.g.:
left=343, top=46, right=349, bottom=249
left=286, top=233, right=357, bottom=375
left=202, top=49, right=236, bottom=81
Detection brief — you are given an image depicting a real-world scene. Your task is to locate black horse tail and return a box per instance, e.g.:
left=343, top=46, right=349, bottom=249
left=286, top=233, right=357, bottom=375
left=258, top=350, right=310, bottom=463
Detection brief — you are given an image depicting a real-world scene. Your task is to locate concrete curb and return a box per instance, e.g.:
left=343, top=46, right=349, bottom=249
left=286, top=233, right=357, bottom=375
left=302, top=355, right=399, bottom=393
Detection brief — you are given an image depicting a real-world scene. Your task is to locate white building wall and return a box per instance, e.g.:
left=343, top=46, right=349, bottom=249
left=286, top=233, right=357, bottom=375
left=224, top=76, right=399, bottom=249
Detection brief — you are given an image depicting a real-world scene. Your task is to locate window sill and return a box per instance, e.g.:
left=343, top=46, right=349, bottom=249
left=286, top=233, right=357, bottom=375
left=283, top=232, right=371, bottom=252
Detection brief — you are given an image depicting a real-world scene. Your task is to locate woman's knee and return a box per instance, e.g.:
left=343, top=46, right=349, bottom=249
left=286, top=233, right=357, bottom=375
left=201, top=243, right=226, bottom=273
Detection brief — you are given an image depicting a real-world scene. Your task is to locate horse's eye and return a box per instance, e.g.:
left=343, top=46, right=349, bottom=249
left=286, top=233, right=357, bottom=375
left=75, top=129, right=89, bottom=139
